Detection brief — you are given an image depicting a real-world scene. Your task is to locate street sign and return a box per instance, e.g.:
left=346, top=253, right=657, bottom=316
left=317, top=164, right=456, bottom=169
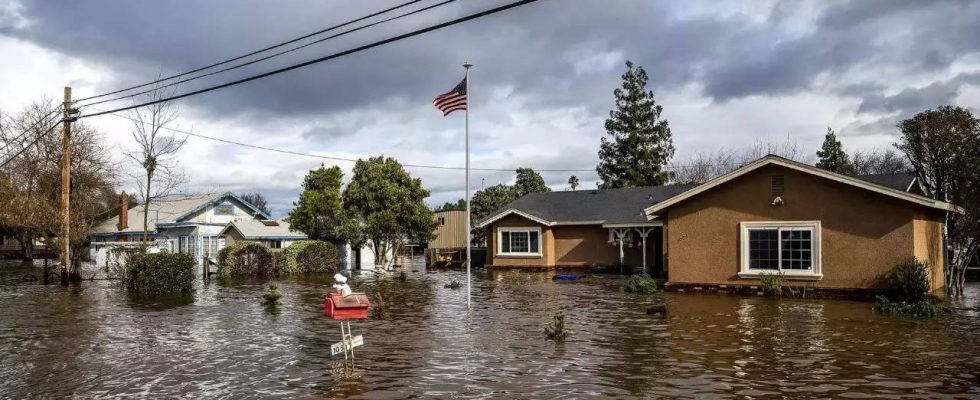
left=330, top=335, right=364, bottom=356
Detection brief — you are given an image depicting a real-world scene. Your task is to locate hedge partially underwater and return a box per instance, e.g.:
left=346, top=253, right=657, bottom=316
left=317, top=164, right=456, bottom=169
left=124, top=252, right=195, bottom=295
left=283, top=240, right=338, bottom=273
left=217, top=241, right=279, bottom=277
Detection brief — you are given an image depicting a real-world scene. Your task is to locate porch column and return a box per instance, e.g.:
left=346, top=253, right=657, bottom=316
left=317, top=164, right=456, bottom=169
left=635, top=227, right=654, bottom=275
left=613, top=228, right=629, bottom=265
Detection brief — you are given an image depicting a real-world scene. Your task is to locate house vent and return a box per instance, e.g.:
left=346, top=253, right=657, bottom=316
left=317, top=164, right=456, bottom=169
left=261, top=220, right=279, bottom=226
left=771, top=175, right=785, bottom=196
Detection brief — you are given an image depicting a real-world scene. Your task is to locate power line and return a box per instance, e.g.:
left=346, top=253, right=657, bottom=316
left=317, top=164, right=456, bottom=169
left=0, top=107, right=63, bottom=154
left=77, top=0, right=458, bottom=109
left=79, top=0, right=543, bottom=119
left=95, top=106, right=733, bottom=173
left=73, top=0, right=427, bottom=103
left=0, top=118, right=64, bottom=168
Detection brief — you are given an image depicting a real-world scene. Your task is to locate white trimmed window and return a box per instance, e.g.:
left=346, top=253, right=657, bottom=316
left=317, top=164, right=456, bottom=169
left=739, top=221, right=822, bottom=280
left=497, top=227, right=541, bottom=256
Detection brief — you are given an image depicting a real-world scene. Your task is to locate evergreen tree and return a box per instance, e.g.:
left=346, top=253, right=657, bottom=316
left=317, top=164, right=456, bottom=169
left=514, top=168, right=550, bottom=196
left=568, top=175, right=579, bottom=190
left=597, top=61, right=675, bottom=188
left=815, top=127, right=854, bottom=175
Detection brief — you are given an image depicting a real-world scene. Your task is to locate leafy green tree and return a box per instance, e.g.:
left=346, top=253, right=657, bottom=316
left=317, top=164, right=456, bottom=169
left=342, top=156, right=437, bottom=267
left=435, top=198, right=466, bottom=211
left=568, top=175, right=579, bottom=190
left=514, top=168, right=550, bottom=196
left=597, top=61, right=675, bottom=188
left=816, top=127, right=854, bottom=175
left=896, top=106, right=980, bottom=296
left=470, top=184, right=517, bottom=243
left=286, top=165, right=344, bottom=241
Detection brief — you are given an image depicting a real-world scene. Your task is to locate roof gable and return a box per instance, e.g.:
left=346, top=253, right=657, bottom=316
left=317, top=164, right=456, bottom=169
left=644, top=155, right=959, bottom=218
left=220, top=219, right=307, bottom=239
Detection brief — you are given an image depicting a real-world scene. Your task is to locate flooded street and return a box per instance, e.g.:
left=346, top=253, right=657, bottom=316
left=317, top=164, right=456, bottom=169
left=1, top=264, right=979, bottom=399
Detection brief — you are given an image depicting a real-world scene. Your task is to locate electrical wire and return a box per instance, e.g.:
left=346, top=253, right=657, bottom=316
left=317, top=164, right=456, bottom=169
left=79, top=0, right=543, bottom=119
left=0, top=107, right=63, bottom=154
left=73, top=0, right=427, bottom=103
left=77, top=0, right=459, bottom=109
left=0, top=118, right=64, bottom=168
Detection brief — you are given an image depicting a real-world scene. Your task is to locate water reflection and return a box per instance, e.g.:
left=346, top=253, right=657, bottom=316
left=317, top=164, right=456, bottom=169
left=1, top=264, right=979, bottom=398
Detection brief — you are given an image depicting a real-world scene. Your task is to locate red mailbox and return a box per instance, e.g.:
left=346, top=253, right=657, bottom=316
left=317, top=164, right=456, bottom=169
left=324, top=292, right=371, bottom=320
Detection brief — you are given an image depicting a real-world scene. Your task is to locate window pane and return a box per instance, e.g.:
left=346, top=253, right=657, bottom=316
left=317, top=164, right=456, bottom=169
left=511, top=231, right=529, bottom=253
left=501, top=232, right=511, bottom=253
left=749, top=229, right=779, bottom=269
left=780, top=228, right=813, bottom=270
left=529, top=232, right=539, bottom=253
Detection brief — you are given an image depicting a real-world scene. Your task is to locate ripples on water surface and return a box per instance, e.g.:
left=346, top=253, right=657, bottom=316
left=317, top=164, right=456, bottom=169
left=1, top=263, right=979, bottom=399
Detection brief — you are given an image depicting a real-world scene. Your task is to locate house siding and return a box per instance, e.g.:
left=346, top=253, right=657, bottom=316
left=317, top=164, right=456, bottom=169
left=664, top=164, right=940, bottom=291
left=487, top=215, right=659, bottom=270
left=913, top=210, right=946, bottom=292
left=431, top=210, right=467, bottom=249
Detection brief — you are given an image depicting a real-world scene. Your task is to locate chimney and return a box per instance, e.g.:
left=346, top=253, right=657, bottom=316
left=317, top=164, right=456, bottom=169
left=117, top=192, right=129, bottom=231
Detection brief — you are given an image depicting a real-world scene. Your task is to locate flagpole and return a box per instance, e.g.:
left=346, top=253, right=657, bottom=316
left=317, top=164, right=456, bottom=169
left=463, top=61, right=472, bottom=309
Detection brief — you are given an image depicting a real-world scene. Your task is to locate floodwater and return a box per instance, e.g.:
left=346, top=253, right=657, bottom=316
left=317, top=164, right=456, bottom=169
left=1, top=263, right=979, bottom=399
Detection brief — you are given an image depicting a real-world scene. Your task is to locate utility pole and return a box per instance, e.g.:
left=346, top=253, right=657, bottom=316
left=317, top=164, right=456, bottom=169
left=60, top=86, right=74, bottom=285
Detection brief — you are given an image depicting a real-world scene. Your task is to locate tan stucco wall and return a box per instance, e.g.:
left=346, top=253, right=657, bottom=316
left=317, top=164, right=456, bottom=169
left=487, top=214, right=551, bottom=267
left=488, top=215, right=658, bottom=269
left=665, top=164, right=925, bottom=290
left=913, top=210, right=946, bottom=292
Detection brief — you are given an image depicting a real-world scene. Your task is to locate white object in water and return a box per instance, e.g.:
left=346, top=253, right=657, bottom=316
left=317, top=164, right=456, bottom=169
left=332, top=273, right=352, bottom=296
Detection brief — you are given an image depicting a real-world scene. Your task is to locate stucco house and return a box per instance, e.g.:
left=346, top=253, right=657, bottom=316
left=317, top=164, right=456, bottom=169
left=220, top=219, right=307, bottom=250
left=89, top=192, right=271, bottom=266
left=477, top=155, right=955, bottom=294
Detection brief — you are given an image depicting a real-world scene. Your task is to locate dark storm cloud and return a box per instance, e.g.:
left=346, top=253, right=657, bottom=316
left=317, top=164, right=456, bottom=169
left=857, top=72, right=980, bottom=116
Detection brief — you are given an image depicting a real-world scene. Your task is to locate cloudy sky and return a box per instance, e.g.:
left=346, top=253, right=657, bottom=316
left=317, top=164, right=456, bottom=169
left=1, top=0, right=978, bottom=216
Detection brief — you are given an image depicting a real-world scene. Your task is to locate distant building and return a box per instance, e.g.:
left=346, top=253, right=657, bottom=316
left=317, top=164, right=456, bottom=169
left=430, top=209, right=468, bottom=249
left=220, top=219, right=307, bottom=250
left=89, top=192, right=271, bottom=266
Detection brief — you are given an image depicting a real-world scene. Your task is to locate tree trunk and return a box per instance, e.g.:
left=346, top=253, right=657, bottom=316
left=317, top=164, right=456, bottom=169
left=353, top=246, right=361, bottom=270
left=143, top=172, right=152, bottom=243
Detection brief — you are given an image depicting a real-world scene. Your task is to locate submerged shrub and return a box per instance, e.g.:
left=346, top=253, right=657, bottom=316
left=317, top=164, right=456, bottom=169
left=217, top=241, right=275, bottom=277
left=544, top=311, right=568, bottom=343
left=444, top=279, right=462, bottom=289
left=283, top=240, right=339, bottom=273
left=124, top=252, right=195, bottom=295
left=874, top=296, right=944, bottom=319
left=623, top=273, right=659, bottom=293
left=370, top=292, right=390, bottom=320
left=885, top=258, right=930, bottom=303
left=262, top=284, right=282, bottom=307
left=758, top=271, right=786, bottom=296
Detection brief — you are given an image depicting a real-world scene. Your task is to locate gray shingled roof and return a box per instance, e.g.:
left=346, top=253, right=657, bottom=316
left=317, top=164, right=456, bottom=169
left=92, top=193, right=226, bottom=234
left=856, top=173, right=916, bottom=192
left=482, top=185, right=694, bottom=226
left=223, top=219, right=307, bottom=239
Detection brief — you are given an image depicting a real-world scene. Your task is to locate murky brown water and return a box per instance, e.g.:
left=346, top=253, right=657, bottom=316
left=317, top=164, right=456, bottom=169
left=1, top=263, right=979, bottom=399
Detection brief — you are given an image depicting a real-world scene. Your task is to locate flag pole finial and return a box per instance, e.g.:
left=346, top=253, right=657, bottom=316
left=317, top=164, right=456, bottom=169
left=463, top=61, right=473, bottom=69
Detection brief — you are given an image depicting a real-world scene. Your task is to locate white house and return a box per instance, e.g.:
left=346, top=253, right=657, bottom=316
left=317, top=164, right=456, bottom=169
left=89, top=192, right=271, bottom=267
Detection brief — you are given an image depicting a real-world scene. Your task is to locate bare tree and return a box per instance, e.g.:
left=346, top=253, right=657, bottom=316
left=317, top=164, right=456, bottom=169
left=851, top=148, right=911, bottom=175
left=126, top=82, right=188, bottom=242
left=239, top=192, right=272, bottom=216
left=671, top=137, right=808, bottom=185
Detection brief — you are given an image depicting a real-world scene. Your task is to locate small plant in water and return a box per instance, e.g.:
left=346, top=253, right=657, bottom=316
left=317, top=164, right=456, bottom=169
left=262, top=284, right=282, bottom=307
left=370, top=292, right=390, bottom=320
left=544, top=310, right=568, bottom=343
left=444, top=279, right=462, bottom=289
left=623, top=273, right=659, bottom=293
left=758, top=271, right=785, bottom=296
left=396, top=271, right=408, bottom=281
left=875, top=258, right=945, bottom=318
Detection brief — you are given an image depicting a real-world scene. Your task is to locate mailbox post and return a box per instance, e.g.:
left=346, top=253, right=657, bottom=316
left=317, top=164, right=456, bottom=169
left=324, top=291, right=370, bottom=370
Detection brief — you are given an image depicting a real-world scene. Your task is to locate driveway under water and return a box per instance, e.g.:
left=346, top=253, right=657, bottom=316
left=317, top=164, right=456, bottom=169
left=1, top=264, right=979, bottom=399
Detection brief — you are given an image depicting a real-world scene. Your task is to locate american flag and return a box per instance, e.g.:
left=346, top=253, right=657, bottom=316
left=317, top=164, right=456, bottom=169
left=433, top=77, right=467, bottom=116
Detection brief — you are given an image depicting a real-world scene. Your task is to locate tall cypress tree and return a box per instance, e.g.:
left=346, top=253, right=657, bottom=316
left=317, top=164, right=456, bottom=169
left=815, top=127, right=854, bottom=175
left=597, top=61, right=675, bottom=188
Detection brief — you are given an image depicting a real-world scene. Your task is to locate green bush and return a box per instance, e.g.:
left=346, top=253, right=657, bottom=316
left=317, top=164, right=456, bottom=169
left=884, top=258, right=930, bottom=303
left=124, top=252, right=195, bottom=295
left=282, top=240, right=338, bottom=273
left=623, top=273, right=659, bottom=293
left=759, top=271, right=786, bottom=296
left=874, top=296, right=944, bottom=319
left=217, top=241, right=276, bottom=277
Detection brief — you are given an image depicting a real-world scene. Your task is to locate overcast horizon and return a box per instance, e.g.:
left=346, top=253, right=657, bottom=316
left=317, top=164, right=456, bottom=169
left=2, top=0, right=978, bottom=217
